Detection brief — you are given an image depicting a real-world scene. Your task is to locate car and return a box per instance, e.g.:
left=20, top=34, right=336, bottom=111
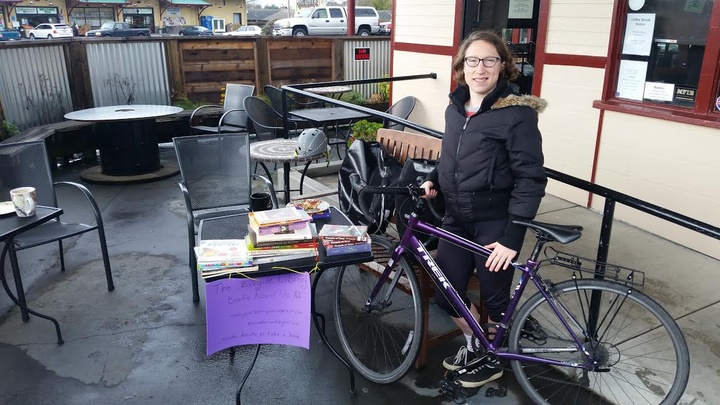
left=179, top=26, right=212, bottom=36
left=0, top=26, right=21, bottom=41
left=222, top=25, right=262, bottom=37
left=379, top=22, right=391, bottom=36
left=28, top=23, right=73, bottom=40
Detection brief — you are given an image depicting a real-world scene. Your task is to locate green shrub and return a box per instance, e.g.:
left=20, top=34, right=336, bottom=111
left=377, top=75, right=390, bottom=102
left=173, top=95, right=209, bottom=110
left=1, top=120, right=20, bottom=140
left=340, top=91, right=366, bottom=106
left=348, top=119, right=383, bottom=147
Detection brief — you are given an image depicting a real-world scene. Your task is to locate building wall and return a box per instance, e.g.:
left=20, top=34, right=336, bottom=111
left=392, top=0, right=456, bottom=131
left=537, top=64, right=604, bottom=203
left=392, top=50, right=451, bottom=132
left=545, top=0, right=613, bottom=56
left=594, top=112, right=720, bottom=259
left=394, top=0, right=455, bottom=47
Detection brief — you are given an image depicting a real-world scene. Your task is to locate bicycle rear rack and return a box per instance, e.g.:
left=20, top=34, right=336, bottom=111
left=540, top=246, right=645, bottom=288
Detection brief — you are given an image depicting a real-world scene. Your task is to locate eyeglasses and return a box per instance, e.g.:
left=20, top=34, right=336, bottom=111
left=464, top=56, right=501, bottom=68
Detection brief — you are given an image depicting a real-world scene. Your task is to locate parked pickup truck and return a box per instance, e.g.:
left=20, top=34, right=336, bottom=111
left=273, top=6, right=380, bottom=37
left=86, top=22, right=150, bottom=37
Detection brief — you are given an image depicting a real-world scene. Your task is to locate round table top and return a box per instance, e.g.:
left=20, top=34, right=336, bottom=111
left=249, top=139, right=326, bottom=163
left=64, top=105, right=183, bottom=122
left=304, top=86, right=352, bottom=95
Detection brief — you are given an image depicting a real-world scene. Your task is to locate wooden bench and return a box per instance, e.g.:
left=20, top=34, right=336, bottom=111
left=361, top=128, right=486, bottom=369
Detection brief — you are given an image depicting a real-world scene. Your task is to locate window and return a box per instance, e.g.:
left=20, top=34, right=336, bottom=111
left=313, top=9, right=328, bottom=19
left=330, top=8, right=343, bottom=18
left=598, top=0, right=720, bottom=126
left=356, top=8, right=377, bottom=17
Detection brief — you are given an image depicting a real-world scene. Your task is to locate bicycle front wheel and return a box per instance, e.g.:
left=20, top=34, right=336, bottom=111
left=509, top=279, right=689, bottom=405
left=333, top=235, right=423, bottom=384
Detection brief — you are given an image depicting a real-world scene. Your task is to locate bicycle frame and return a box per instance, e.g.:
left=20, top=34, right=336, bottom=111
left=366, top=211, right=594, bottom=370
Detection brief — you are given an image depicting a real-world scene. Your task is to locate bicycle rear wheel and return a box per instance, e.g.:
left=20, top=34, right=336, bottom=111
left=333, top=235, right=423, bottom=384
left=509, top=279, right=689, bottom=405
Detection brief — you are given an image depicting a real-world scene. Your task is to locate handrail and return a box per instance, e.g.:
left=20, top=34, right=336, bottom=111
left=283, top=75, right=720, bottom=252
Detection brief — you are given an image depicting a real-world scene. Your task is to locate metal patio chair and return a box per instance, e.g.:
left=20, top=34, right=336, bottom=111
left=189, top=83, right=255, bottom=134
left=173, top=133, right=277, bottom=303
left=0, top=140, right=114, bottom=322
left=384, top=96, right=417, bottom=131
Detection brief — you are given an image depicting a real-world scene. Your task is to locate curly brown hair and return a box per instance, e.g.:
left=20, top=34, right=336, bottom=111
left=452, top=30, right=518, bottom=85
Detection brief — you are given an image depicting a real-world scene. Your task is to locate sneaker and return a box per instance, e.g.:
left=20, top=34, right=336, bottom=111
left=457, top=363, right=504, bottom=388
left=442, top=346, right=479, bottom=371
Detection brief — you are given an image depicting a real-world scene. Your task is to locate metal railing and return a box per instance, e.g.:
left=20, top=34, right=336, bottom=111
left=282, top=73, right=720, bottom=266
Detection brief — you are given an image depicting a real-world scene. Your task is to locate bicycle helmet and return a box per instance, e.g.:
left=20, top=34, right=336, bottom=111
left=294, top=128, right=328, bottom=157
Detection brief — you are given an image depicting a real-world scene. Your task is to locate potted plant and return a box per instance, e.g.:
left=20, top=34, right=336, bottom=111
left=347, top=119, right=383, bottom=147
left=365, top=75, right=390, bottom=112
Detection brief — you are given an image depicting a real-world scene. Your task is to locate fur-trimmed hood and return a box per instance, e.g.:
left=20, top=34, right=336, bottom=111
left=492, top=94, right=547, bottom=113
left=450, top=81, right=548, bottom=114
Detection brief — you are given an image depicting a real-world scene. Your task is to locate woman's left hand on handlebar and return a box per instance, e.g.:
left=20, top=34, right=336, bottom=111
left=420, top=181, right=437, bottom=199
left=483, top=242, right=516, bottom=272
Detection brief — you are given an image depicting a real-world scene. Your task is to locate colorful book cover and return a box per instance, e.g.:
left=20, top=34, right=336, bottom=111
left=249, top=215, right=311, bottom=236
left=325, top=240, right=372, bottom=256
left=248, top=224, right=315, bottom=247
left=194, top=239, right=250, bottom=263
left=318, top=224, right=368, bottom=240
left=249, top=207, right=307, bottom=227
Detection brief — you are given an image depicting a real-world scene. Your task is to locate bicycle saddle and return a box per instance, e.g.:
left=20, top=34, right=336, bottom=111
left=512, top=220, right=583, bottom=244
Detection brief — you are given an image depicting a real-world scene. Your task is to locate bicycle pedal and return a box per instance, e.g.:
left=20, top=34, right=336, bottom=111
left=439, top=378, right=468, bottom=404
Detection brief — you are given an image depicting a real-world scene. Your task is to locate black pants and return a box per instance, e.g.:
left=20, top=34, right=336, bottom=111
left=433, top=215, right=517, bottom=321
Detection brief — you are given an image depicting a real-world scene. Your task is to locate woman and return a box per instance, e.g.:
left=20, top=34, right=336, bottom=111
left=420, top=30, right=547, bottom=389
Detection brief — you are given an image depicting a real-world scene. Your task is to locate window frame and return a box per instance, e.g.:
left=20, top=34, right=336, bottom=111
left=594, top=0, right=720, bottom=128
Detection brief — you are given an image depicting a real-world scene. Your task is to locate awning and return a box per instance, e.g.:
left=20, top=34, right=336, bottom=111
left=166, top=0, right=211, bottom=5
left=76, top=0, right=131, bottom=4
left=0, top=0, right=23, bottom=3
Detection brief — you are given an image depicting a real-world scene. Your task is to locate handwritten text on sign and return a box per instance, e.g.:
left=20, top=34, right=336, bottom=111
left=205, top=273, right=311, bottom=356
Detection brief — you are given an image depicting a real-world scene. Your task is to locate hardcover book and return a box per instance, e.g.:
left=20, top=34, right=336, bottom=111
left=249, top=207, right=308, bottom=227
left=324, top=240, right=372, bottom=256
left=318, top=224, right=368, bottom=240
left=194, top=239, right=250, bottom=264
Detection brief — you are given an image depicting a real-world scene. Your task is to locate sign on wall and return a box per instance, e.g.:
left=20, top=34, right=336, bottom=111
left=508, top=0, right=534, bottom=19
left=354, top=47, right=370, bottom=61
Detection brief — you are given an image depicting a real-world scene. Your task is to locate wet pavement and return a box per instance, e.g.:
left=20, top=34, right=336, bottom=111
left=0, top=145, right=717, bottom=405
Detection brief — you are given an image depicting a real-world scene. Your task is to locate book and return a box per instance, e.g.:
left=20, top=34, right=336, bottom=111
left=247, top=223, right=316, bottom=247
left=249, top=217, right=311, bottom=236
left=325, top=240, right=372, bottom=256
left=253, top=250, right=318, bottom=265
left=247, top=239, right=319, bottom=251
left=318, top=224, right=368, bottom=241
left=200, top=265, right=259, bottom=279
left=249, top=207, right=307, bottom=227
left=310, top=208, right=331, bottom=220
left=194, top=239, right=250, bottom=264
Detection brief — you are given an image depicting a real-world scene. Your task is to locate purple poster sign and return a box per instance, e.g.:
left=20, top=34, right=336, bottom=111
left=205, top=273, right=311, bottom=356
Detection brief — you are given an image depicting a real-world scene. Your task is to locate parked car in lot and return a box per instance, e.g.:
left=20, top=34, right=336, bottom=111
left=179, top=26, right=212, bottom=36
left=379, top=21, right=391, bottom=35
left=223, top=25, right=262, bottom=36
left=0, top=26, right=21, bottom=41
left=273, top=5, right=380, bottom=37
left=28, top=23, right=73, bottom=40
left=85, top=22, right=150, bottom=37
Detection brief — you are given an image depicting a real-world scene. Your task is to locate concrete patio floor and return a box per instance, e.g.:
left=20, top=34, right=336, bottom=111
left=0, top=146, right=718, bottom=405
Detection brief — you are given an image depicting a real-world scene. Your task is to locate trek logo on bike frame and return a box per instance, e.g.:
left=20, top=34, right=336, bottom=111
left=416, top=246, right=451, bottom=290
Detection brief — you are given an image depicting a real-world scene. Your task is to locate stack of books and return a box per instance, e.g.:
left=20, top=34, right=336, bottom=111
left=318, top=224, right=371, bottom=256
left=194, top=239, right=257, bottom=279
left=247, top=207, right=319, bottom=263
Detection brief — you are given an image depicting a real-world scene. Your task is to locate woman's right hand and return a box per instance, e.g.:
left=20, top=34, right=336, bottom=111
left=420, top=181, right=437, bottom=199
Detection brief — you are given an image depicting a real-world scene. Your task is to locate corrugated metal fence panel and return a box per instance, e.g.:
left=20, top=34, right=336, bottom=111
left=343, top=39, right=390, bottom=99
left=0, top=46, right=73, bottom=130
left=86, top=42, right=170, bottom=107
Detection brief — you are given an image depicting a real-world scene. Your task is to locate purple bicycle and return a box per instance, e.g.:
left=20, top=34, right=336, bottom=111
left=333, top=185, right=689, bottom=404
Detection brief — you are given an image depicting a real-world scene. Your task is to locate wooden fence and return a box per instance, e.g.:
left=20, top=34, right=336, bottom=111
left=0, top=36, right=389, bottom=130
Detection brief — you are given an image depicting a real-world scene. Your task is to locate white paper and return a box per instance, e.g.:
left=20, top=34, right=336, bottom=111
left=509, top=0, right=534, bottom=19
left=643, top=82, right=675, bottom=102
left=616, top=60, right=648, bottom=101
left=622, top=13, right=656, bottom=56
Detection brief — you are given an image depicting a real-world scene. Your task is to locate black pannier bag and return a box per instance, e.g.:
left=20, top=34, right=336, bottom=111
left=395, top=158, right=445, bottom=250
left=338, top=140, right=401, bottom=234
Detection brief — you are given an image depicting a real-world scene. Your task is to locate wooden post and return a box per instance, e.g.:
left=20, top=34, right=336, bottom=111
left=332, top=38, right=344, bottom=82
left=255, top=37, right=269, bottom=92
left=65, top=41, right=93, bottom=110
left=165, top=38, right=185, bottom=101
